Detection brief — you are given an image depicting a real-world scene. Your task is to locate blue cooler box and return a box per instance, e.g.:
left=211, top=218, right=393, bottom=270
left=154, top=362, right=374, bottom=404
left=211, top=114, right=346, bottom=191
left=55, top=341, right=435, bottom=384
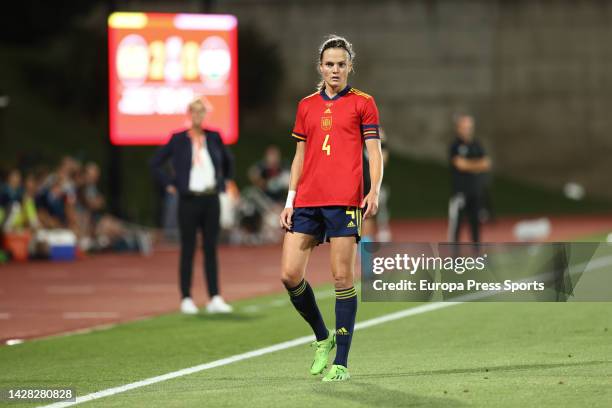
left=38, top=230, right=77, bottom=261
left=49, top=245, right=76, bottom=261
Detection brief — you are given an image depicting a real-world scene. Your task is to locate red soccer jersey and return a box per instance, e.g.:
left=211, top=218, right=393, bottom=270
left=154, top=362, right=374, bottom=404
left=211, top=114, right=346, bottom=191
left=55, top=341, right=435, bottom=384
left=291, top=86, right=380, bottom=207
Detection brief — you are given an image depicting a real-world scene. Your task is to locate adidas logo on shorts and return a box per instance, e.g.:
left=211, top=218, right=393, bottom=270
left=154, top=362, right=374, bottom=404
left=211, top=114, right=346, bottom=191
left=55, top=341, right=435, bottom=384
left=347, top=221, right=356, bottom=228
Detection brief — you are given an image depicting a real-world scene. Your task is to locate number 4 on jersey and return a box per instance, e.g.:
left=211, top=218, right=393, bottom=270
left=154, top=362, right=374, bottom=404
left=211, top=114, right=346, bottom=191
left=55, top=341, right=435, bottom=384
left=322, top=134, right=331, bottom=155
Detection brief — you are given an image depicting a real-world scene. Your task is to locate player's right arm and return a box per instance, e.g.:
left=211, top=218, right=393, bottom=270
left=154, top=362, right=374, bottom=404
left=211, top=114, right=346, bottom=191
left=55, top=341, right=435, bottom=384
left=279, top=141, right=305, bottom=229
left=149, top=134, right=177, bottom=194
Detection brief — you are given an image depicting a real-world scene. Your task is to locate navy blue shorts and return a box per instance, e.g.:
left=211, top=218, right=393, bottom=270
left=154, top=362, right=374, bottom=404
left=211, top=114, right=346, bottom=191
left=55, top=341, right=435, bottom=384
left=290, top=206, right=362, bottom=243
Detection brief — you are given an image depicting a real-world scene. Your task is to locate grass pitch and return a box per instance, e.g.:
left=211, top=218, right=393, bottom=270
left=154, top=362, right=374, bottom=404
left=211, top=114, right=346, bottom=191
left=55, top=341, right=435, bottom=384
left=1, top=284, right=610, bottom=407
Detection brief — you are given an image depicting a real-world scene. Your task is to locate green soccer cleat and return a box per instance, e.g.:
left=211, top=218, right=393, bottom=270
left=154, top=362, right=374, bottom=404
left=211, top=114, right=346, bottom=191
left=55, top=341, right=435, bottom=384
left=309, top=331, right=335, bottom=375
left=322, top=364, right=350, bottom=382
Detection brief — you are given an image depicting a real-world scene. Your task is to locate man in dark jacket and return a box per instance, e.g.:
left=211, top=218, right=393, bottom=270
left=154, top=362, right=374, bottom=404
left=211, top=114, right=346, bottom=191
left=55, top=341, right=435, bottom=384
left=150, top=97, right=234, bottom=314
left=448, top=114, right=491, bottom=243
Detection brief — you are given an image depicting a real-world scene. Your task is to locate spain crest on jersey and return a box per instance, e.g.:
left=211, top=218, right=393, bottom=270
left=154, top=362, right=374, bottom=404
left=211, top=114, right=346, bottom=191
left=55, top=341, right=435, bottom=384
left=321, top=116, right=332, bottom=131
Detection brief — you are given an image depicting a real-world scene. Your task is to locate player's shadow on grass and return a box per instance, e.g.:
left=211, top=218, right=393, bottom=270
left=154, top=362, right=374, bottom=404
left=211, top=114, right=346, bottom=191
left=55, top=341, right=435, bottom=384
left=315, top=381, right=466, bottom=408
left=357, top=360, right=609, bottom=379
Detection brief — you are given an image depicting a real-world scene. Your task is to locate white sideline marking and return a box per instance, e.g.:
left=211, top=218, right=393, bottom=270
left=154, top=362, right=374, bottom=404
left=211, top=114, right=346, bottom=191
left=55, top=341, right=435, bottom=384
left=0, top=312, right=10, bottom=319
left=40, top=302, right=457, bottom=408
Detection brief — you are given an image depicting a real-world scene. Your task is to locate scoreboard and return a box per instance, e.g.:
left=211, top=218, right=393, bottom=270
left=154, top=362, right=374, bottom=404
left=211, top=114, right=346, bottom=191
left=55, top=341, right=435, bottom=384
left=108, top=12, right=238, bottom=145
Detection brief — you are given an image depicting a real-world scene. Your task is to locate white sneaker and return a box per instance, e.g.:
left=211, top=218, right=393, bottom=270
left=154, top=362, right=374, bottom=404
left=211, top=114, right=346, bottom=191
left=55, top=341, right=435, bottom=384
left=206, top=295, right=233, bottom=314
left=180, top=297, right=199, bottom=315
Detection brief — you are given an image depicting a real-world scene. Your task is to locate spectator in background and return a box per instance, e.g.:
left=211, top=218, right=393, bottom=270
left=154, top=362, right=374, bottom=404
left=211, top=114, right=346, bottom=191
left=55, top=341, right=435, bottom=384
left=37, top=156, right=79, bottom=234
left=248, top=145, right=290, bottom=204
left=77, top=161, right=151, bottom=253
left=231, top=145, right=290, bottom=244
left=150, top=96, right=234, bottom=315
left=59, top=156, right=81, bottom=193
left=0, top=169, right=38, bottom=261
left=0, top=169, right=23, bottom=205
left=0, top=169, right=24, bottom=230
left=0, top=159, right=152, bottom=260
left=36, top=174, right=73, bottom=230
left=20, top=173, right=41, bottom=230
left=42, top=156, right=79, bottom=200
left=80, top=162, right=105, bottom=217
left=0, top=170, right=43, bottom=260
left=448, top=114, right=491, bottom=243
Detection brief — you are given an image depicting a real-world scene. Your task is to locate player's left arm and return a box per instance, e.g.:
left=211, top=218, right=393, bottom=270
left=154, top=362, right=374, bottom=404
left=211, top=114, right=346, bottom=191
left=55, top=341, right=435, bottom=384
left=360, top=95, right=383, bottom=218
left=362, top=138, right=383, bottom=218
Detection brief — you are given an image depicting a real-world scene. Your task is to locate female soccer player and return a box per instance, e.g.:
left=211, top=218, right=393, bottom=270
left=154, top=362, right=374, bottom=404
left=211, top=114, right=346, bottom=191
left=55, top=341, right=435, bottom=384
left=279, top=36, right=383, bottom=382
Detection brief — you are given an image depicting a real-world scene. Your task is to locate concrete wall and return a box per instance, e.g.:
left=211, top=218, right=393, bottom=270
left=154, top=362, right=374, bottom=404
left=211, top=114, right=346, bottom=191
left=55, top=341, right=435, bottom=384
left=128, top=0, right=612, bottom=198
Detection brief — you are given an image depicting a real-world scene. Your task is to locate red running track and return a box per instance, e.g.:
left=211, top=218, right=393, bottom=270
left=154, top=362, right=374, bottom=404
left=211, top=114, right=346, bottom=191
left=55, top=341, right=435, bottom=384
left=1, top=215, right=611, bottom=344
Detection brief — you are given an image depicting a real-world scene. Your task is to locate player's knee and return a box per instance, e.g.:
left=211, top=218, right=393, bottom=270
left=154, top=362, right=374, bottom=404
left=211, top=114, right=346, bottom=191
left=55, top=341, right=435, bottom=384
left=280, top=269, right=302, bottom=289
left=333, top=273, right=353, bottom=289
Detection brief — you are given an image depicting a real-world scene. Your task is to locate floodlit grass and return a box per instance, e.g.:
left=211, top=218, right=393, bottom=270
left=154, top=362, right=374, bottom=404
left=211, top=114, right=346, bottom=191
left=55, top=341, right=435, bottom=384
left=1, top=284, right=610, bottom=407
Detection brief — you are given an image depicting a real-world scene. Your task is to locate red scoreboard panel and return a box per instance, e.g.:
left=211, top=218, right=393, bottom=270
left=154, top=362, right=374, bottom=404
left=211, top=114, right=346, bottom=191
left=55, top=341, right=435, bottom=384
left=108, top=12, right=238, bottom=145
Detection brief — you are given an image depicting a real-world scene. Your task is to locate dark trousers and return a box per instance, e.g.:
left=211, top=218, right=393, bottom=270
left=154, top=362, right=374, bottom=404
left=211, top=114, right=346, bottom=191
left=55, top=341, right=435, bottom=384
left=448, top=192, right=482, bottom=243
left=178, top=193, right=221, bottom=299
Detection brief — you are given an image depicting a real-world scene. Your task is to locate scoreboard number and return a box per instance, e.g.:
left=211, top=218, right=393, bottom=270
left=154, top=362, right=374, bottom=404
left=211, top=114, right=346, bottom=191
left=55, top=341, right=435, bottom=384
left=108, top=12, right=238, bottom=145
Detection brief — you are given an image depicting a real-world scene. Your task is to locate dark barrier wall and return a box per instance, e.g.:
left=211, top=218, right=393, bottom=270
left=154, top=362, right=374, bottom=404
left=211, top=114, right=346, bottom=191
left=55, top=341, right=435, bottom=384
left=127, top=0, right=612, bottom=198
